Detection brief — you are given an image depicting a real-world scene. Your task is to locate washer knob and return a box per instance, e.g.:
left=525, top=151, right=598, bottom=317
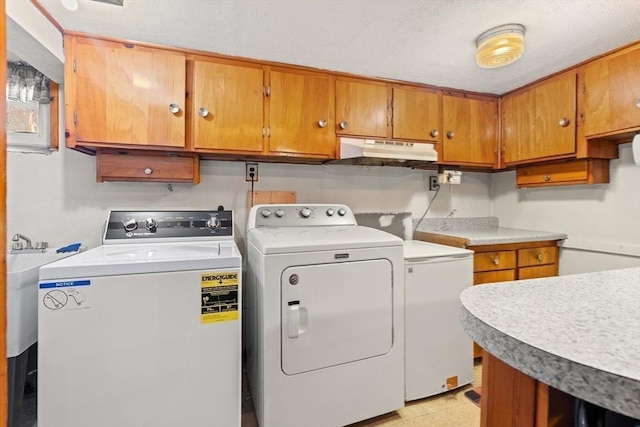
left=337, top=208, right=347, bottom=217
left=300, top=208, right=312, bottom=218
left=145, top=217, right=158, bottom=232
left=261, top=209, right=272, bottom=218
left=206, top=217, right=221, bottom=230
left=326, top=208, right=335, bottom=216
left=123, top=218, right=138, bottom=231
left=275, top=209, right=285, bottom=218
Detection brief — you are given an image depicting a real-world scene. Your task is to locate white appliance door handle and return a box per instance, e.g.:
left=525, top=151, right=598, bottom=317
left=287, top=302, right=301, bottom=339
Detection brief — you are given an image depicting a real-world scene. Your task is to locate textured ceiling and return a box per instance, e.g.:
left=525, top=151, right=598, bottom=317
left=34, top=0, right=640, bottom=94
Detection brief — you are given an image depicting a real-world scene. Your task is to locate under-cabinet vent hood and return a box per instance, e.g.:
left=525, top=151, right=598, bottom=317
left=338, top=137, right=438, bottom=163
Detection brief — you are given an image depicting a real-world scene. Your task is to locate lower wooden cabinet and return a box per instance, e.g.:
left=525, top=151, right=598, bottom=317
left=96, top=150, right=200, bottom=183
left=516, top=159, right=610, bottom=188
left=471, top=240, right=560, bottom=357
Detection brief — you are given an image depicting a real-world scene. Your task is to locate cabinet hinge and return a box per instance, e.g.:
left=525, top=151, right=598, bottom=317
left=263, top=85, right=271, bottom=97
left=262, top=127, right=271, bottom=137
left=73, top=111, right=77, bottom=125
left=581, top=83, right=586, bottom=94
left=73, top=59, right=76, bottom=73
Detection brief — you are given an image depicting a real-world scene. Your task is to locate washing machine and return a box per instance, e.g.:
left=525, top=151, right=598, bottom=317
left=245, top=204, right=405, bottom=427
left=403, top=240, right=474, bottom=401
left=37, top=209, right=241, bottom=427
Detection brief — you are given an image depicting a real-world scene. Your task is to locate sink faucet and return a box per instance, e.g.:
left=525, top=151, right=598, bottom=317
left=12, top=233, right=33, bottom=250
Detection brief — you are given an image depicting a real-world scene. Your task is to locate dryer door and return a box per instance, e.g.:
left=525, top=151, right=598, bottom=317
left=281, top=259, right=393, bottom=375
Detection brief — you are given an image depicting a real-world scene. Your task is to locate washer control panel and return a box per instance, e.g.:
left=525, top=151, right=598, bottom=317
left=250, top=204, right=356, bottom=228
left=104, top=209, right=233, bottom=242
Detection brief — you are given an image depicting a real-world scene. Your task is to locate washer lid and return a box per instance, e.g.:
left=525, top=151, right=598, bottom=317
left=248, top=225, right=402, bottom=254
left=403, top=240, right=473, bottom=260
left=38, top=241, right=241, bottom=280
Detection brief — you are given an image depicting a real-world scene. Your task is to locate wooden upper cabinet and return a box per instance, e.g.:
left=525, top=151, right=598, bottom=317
left=336, top=78, right=389, bottom=138
left=268, top=68, right=335, bottom=158
left=68, top=36, right=186, bottom=148
left=441, top=95, right=498, bottom=166
left=190, top=58, right=264, bottom=153
left=581, top=43, right=640, bottom=137
left=502, top=71, right=577, bottom=165
left=392, top=87, right=440, bottom=142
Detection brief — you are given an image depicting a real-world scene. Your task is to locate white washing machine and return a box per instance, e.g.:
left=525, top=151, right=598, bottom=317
left=38, top=209, right=241, bottom=427
left=403, top=240, right=474, bottom=401
left=245, top=204, right=405, bottom=427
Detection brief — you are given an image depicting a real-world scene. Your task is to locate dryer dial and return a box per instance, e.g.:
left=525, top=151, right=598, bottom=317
left=300, top=208, right=312, bottom=218
left=261, top=209, right=272, bottom=218
left=123, top=218, right=138, bottom=232
left=206, top=217, right=221, bottom=230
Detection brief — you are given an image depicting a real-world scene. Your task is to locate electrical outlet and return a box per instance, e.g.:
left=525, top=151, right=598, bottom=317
left=246, top=162, right=259, bottom=182
left=429, top=176, right=440, bottom=191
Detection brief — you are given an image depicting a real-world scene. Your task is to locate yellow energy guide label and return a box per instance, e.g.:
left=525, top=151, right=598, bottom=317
left=201, top=271, right=239, bottom=323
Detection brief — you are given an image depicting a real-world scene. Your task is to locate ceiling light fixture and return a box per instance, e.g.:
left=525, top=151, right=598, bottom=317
left=475, top=23, right=526, bottom=69
left=61, top=0, right=79, bottom=11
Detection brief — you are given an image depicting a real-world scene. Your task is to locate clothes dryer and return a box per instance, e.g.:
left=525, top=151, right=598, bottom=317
left=245, top=204, right=404, bottom=427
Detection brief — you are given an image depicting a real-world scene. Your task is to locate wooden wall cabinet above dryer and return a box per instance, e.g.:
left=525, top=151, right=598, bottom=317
left=391, top=86, right=440, bottom=142
left=579, top=43, right=640, bottom=140
left=65, top=35, right=186, bottom=150
left=502, top=71, right=577, bottom=166
left=336, top=78, right=390, bottom=139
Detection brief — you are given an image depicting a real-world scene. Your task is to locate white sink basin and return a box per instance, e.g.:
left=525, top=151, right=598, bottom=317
left=6, top=250, right=79, bottom=357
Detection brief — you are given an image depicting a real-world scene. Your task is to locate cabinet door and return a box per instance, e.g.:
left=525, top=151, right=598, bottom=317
left=269, top=69, right=335, bottom=157
left=392, top=87, right=440, bottom=142
left=73, top=37, right=186, bottom=148
left=502, top=72, right=576, bottom=165
left=582, top=44, right=640, bottom=137
left=442, top=95, right=497, bottom=165
left=192, top=59, right=264, bottom=153
left=336, top=79, right=389, bottom=138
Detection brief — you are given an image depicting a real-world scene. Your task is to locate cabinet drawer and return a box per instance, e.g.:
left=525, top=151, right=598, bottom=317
left=474, top=270, right=516, bottom=285
left=518, top=246, right=558, bottom=267
left=516, top=159, right=609, bottom=188
left=474, top=251, right=516, bottom=272
left=519, top=264, right=558, bottom=280
left=96, top=151, right=199, bottom=183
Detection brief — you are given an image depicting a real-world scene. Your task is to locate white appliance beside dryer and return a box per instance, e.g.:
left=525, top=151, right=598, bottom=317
left=245, top=204, right=405, bottom=427
left=403, top=240, right=474, bottom=401
left=38, top=209, right=241, bottom=427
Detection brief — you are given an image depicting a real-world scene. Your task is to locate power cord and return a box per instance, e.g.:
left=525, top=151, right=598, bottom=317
left=413, top=186, right=441, bottom=233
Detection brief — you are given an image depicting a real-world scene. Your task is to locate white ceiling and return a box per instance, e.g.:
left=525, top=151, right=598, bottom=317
left=35, top=0, right=640, bottom=95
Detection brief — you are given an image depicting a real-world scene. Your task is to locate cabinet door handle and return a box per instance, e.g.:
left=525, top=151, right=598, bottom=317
left=536, top=253, right=543, bottom=261
left=143, top=167, right=153, bottom=175
left=318, top=119, right=328, bottom=128
left=339, top=120, right=348, bottom=130
left=558, top=117, right=570, bottom=127
left=491, top=257, right=499, bottom=265
left=198, top=107, right=209, bottom=118
left=446, top=131, right=454, bottom=139
left=168, top=103, right=180, bottom=114
left=430, top=129, right=439, bottom=138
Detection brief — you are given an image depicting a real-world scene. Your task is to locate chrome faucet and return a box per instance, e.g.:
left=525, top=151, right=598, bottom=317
left=12, top=233, right=33, bottom=250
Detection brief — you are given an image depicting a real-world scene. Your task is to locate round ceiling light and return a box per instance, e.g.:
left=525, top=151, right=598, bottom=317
left=475, top=24, right=526, bottom=69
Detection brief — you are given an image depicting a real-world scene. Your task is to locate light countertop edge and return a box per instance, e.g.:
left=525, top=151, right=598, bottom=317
left=415, top=227, right=567, bottom=246
left=459, top=268, right=640, bottom=419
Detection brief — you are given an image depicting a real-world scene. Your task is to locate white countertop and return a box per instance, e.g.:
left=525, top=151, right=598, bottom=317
left=460, top=267, right=640, bottom=418
left=430, top=226, right=567, bottom=246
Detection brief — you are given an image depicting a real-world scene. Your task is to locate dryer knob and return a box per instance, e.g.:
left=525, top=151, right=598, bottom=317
left=300, top=208, right=312, bottom=218
left=275, top=209, right=285, bottom=218
left=326, top=208, right=335, bottom=217
left=145, top=217, right=158, bottom=232
left=260, top=209, right=272, bottom=218
left=337, top=208, right=347, bottom=217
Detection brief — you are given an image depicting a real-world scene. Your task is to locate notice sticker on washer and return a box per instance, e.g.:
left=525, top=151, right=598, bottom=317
left=201, top=271, right=239, bottom=324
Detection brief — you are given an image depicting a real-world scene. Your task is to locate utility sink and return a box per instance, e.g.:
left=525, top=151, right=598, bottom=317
left=6, top=250, right=79, bottom=357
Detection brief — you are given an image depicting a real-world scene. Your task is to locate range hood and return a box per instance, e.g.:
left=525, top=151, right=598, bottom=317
left=338, top=137, right=438, bottom=163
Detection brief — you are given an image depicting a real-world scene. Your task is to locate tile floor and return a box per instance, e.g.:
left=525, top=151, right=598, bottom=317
left=241, top=361, right=483, bottom=427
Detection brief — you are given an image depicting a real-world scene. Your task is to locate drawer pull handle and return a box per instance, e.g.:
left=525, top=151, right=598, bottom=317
left=544, top=175, right=551, bottom=182
left=491, top=257, right=499, bottom=265
left=536, top=253, right=543, bottom=261
left=143, top=167, right=153, bottom=175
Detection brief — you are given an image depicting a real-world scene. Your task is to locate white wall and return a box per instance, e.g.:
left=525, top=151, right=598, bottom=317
left=492, top=144, right=640, bottom=274
left=6, top=99, right=492, bottom=253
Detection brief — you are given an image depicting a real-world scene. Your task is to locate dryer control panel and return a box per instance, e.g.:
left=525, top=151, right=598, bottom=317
left=248, top=204, right=356, bottom=229
left=103, top=209, right=234, bottom=243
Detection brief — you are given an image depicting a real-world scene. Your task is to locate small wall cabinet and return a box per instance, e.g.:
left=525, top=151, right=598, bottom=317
left=516, top=159, right=610, bottom=188
left=391, top=86, right=440, bottom=142
left=96, top=150, right=199, bottom=183
left=335, top=77, right=389, bottom=139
